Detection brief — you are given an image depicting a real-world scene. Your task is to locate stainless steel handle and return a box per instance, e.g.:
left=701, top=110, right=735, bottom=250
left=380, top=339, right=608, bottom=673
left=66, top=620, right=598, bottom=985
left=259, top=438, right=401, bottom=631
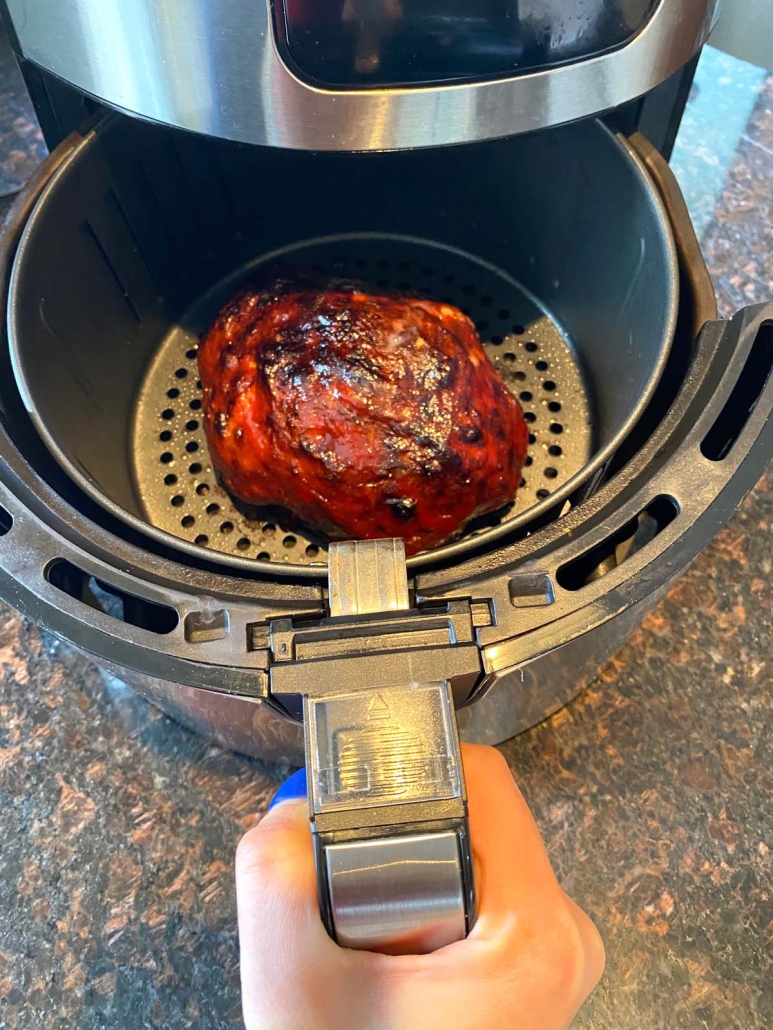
left=304, top=539, right=476, bottom=953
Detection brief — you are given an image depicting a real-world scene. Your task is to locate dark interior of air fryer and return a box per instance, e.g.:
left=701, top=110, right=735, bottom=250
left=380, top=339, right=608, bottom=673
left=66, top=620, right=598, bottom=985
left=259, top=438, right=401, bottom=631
left=6, top=113, right=678, bottom=574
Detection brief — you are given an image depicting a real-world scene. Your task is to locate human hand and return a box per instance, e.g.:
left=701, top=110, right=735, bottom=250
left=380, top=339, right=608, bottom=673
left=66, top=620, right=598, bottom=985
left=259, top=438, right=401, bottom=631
left=236, top=744, right=605, bottom=1030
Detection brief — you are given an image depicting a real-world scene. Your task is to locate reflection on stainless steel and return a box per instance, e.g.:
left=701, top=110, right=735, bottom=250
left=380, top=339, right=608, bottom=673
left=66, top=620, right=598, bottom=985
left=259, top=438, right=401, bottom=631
left=82, top=589, right=669, bottom=764
left=326, top=832, right=466, bottom=952
left=459, top=586, right=670, bottom=744
left=5, top=0, right=718, bottom=150
left=94, top=659, right=306, bottom=765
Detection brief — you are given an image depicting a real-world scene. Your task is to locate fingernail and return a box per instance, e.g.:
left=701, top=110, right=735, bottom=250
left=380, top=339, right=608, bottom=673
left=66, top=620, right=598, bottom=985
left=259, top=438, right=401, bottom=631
left=268, top=767, right=308, bottom=811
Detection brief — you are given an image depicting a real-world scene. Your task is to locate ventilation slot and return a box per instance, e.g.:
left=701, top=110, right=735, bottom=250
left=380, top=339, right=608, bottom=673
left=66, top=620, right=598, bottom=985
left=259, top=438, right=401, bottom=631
left=0, top=504, right=12, bottom=538
left=46, top=559, right=178, bottom=634
left=557, top=496, right=679, bottom=591
left=702, top=321, right=773, bottom=462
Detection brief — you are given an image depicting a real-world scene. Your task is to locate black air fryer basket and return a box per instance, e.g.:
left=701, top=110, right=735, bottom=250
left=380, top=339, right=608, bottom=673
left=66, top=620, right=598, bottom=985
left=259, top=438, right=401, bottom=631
left=0, top=111, right=771, bottom=764
left=8, top=115, right=679, bottom=573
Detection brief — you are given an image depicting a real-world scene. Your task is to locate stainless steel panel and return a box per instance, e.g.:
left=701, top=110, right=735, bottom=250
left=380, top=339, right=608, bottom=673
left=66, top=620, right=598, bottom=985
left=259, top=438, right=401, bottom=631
left=5, top=0, right=718, bottom=150
left=326, top=832, right=466, bottom=952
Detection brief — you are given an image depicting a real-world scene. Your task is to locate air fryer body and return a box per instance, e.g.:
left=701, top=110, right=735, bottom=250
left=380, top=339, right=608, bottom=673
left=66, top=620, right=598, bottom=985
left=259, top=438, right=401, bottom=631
left=0, top=0, right=771, bottom=768
left=2, top=0, right=719, bottom=149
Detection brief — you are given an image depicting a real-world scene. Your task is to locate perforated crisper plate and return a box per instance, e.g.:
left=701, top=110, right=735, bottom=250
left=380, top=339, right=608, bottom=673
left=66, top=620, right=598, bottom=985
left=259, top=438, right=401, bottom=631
left=131, top=236, right=594, bottom=565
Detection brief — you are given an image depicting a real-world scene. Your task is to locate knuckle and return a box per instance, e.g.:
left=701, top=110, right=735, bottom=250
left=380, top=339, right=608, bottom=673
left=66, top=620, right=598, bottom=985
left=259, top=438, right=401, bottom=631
left=235, top=822, right=288, bottom=880
left=545, top=903, right=588, bottom=999
left=580, top=911, right=606, bottom=987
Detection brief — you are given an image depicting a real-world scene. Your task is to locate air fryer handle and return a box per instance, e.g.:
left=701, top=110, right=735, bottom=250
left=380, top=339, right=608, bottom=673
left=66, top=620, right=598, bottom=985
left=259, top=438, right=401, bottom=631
left=271, top=539, right=477, bottom=953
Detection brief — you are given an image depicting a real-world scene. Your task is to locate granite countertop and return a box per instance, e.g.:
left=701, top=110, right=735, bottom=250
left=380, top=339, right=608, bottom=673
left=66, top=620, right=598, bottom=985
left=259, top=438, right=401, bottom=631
left=1, top=41, right=772, bottom=1030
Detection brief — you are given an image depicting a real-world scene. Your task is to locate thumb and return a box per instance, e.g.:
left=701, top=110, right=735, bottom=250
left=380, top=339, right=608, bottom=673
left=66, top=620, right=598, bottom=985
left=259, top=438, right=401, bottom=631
left=236, top=793, right=367, bottom=1029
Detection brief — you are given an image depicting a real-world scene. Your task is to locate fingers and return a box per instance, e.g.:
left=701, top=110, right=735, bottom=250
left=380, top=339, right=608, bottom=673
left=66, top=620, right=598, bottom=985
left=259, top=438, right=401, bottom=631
left=236, top=799, right=339, bottom=1029
left=462, top=744, right=565, bottom=931
left=235, top=798, right=322, bottom=948
left=452, top=744, right=605, bottom=1026
left=235, top=746, right=606, bottom=1030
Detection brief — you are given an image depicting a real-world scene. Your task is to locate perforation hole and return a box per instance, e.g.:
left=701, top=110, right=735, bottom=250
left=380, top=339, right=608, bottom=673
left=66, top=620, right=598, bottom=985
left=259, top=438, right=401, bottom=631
left=524, top=342, right=538, bottom=353
left=196, top=483, right=209, bottom=495
left=195, top=535, right=209, bottom=546
left=0, top=505, right=14, bottom=538
left=181, top=515, right=195, bottom=528
left=171, top=495, right=184, bottom=507
left=189, top=462, right=203, bottom=474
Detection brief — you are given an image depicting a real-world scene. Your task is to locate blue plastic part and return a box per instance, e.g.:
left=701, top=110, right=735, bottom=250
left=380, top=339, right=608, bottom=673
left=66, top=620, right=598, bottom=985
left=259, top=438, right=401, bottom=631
left=268, top=767, right=308, bottom=811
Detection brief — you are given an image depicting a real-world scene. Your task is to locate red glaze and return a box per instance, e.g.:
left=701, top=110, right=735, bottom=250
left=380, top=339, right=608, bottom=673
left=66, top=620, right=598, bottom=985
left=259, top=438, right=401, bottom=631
left=198, top=279, right=528, bottom=556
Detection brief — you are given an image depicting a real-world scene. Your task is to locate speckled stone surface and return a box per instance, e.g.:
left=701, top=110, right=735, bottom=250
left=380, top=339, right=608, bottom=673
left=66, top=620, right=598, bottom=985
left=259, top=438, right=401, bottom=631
left=0, top=46, right=772, bottom=1030
left=0, top=29, right=46, bottom=198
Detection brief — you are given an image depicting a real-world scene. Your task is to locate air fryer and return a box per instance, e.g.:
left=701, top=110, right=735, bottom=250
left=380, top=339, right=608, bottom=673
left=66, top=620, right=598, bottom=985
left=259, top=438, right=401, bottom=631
left=0, top=0, right=770, bottom=952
